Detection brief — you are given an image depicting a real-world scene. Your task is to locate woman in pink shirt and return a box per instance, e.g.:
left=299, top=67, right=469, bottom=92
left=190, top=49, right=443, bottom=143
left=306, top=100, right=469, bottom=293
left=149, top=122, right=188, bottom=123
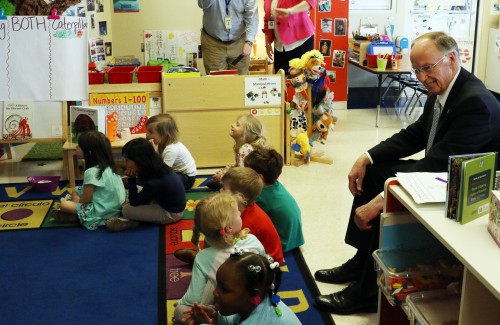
left=262, top=0, right=317, bottom=74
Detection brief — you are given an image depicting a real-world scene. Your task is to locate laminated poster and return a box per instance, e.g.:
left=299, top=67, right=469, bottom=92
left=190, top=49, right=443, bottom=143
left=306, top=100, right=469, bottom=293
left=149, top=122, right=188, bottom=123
left=244, top=76, right=282, bottom=106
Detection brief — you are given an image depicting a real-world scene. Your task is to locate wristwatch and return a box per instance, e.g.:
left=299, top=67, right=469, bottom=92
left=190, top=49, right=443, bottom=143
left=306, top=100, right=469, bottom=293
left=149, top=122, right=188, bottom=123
left=245, top=41, right=253, bottom=46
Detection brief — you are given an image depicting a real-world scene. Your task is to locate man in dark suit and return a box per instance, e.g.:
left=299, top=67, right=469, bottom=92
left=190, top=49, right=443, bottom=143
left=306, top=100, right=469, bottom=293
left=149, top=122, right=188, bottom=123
left=313, top=32, right=500, bottom=315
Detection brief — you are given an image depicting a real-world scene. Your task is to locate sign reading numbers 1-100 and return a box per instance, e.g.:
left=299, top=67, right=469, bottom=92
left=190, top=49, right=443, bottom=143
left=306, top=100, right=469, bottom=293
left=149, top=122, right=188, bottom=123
left=89, top=92, right=150, bottom=132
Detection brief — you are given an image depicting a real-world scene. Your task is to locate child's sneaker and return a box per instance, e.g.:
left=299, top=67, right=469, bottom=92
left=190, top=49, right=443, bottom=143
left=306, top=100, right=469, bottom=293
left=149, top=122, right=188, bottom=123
left=51, top=209, right=78, bottom=222
left=106, top=218, right=139, bottom=232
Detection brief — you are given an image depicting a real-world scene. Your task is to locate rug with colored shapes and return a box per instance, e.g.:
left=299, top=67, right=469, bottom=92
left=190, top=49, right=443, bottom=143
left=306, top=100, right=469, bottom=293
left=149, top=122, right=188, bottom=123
left=0, top=177, right=213, bottom=231
left=164, top=219, right=335, bottom=325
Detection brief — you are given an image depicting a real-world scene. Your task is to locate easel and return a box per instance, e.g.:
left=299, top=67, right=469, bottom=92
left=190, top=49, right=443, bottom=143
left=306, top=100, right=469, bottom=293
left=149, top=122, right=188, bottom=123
left=285, top=85, right=333, bottom=166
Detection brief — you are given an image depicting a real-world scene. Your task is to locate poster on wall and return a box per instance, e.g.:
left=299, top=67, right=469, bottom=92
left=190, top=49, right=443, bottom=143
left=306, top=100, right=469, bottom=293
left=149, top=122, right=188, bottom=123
left=244, top=76, right=282, bottom=106
left=411, top=12, right=474, bottom=71
left=0, top=16, right=88, bottom=101
left=143, top=30, right=200, bottom=66
left=114, top=0, right=140, bottom=13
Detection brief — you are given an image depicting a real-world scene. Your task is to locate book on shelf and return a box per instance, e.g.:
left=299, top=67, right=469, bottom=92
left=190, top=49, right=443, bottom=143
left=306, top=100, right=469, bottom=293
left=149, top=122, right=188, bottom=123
left=2, top=101, right=33, bottom=140
left=69, top=105, right=107, bottom=143
left=445, top=153, right=488, bottom=220
left=450, top=152, right=497, bottom=224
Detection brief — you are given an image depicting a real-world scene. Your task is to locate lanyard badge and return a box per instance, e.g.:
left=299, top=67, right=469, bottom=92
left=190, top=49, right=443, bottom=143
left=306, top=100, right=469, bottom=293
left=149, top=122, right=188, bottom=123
left=268, top=17, right=275, bottom=29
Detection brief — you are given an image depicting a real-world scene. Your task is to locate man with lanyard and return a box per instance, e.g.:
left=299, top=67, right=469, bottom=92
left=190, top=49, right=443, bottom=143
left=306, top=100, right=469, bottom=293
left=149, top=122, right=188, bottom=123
left=198, top=0, right=258, bottom=75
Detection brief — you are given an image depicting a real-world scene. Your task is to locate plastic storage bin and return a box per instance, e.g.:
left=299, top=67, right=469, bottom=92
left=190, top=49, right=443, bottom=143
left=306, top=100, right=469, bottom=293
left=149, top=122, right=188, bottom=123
left=107, top=66, right=136, bottom=84
left=406, top=289, right=461, bottom=325
left=88, top=71, right=105, bottom=84
left=373, top=248, right=463, bottom=306
left=136, top=66, right=163, bottom=83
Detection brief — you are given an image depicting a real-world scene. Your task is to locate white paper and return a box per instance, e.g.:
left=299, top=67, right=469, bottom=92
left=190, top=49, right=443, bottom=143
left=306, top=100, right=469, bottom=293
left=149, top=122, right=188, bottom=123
left=0, top=16, right=88, bottom=101
left=396, top=172, right=448, bottom=204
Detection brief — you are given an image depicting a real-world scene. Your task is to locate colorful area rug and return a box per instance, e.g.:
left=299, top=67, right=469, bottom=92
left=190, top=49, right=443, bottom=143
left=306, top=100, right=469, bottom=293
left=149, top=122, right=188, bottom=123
left=0, top=176, right=211, bottom=231
left=0, top=180, right=334, bottom=325
left=164, top=209, right=335, bottom=325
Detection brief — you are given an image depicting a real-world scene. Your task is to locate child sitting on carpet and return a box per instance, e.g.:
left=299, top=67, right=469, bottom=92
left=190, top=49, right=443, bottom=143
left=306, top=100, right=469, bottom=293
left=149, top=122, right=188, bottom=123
left=174, top=167, right=283, bottom=265
left=206, top=114, right=268, bottom=190
left=106, top=138, right=186, bottom=231
left=181, top=251, right=300, bottom=325
left=53, top=130, right=126, bottom=230
left=244, top=148, right=305, bottom=252
left=222, top=167, right=283, bottom=264
left=174, top=192, right=266, bottom=325
left=146, top=113, right=197, bottom=190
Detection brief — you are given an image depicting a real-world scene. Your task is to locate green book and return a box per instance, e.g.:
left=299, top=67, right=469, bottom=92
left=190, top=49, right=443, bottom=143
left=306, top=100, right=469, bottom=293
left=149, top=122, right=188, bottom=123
left=445, top=153, right=487, bottom=220
left=457, top=152, right=497, bottom=224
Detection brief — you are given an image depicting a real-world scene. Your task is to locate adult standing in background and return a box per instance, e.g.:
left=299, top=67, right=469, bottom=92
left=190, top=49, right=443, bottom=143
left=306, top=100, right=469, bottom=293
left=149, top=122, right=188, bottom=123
left=262, top=0, right=316, bottom=74
left=198, top=0, right=258, bottom=75
left=313, top=32, right=500, bottom=315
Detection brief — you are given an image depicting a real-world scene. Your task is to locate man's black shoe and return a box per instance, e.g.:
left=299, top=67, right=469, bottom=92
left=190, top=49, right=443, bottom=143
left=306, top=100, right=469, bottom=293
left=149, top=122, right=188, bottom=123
left=313, top=286, right=378, bottom=315
left=314, top=257, right=362, bottom=284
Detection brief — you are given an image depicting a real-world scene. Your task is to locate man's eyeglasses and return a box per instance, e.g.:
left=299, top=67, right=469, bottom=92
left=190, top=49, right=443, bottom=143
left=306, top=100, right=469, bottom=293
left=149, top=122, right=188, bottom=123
left=411, top=55, right=447, bottom=75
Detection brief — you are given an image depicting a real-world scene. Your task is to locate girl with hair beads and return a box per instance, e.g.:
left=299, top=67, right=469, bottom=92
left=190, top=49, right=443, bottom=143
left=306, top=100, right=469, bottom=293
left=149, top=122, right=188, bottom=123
left=174, top=192, right=267, bottom=325
left=207, top=114, right=268, bottom=190
left=146, top=113, right=197, bottom=190
left=182, top=250, right=300, bottom=325
left=105, top=138, right=186, bottom=231
left=53, top=130, right=126, bottom=230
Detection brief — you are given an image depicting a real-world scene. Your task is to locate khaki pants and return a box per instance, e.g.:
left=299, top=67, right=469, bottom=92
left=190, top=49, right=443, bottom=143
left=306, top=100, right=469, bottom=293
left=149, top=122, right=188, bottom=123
left=201, top=29, right=249, bottom=75
left=122, top=201, right=183, bottom=225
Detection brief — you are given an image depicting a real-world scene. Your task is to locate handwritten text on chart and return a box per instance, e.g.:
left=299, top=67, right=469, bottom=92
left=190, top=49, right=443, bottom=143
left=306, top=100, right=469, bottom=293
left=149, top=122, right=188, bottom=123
left=0, top=17, right=88, bottom=40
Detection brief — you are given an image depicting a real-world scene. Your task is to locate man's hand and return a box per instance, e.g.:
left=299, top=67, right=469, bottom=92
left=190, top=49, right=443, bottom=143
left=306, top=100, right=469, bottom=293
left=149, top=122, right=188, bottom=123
left=354, top=195, right=384, bottom=231
left=242, top=42, right=252, bottom=56
left=348, top=153, right=371, bottom=196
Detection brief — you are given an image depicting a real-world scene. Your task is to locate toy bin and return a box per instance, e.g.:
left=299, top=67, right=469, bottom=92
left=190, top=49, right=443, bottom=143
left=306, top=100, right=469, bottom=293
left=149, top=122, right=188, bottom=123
left=27, top=176, right=60, bottom=193
left=136, top=66, right=163, bottom=83
left=88, top=71, right=105, bottom=84
left=406, top=289, right=461, bottom=325
left=107, top=66, right=136, bottom=84
left=366, top=54, right=378, bottom=68
left=373, top=248, right=463, bottom=306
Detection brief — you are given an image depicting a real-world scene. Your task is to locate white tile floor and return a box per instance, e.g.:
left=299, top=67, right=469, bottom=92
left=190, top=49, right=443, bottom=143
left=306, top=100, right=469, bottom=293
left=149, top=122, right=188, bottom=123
left=0, top=107, right=421, bottom=325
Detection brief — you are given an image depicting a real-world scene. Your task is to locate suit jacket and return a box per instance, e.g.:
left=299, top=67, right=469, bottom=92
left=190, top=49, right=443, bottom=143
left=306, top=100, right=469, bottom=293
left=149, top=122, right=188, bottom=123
left=368, top=68, right=500, bottom=171
left=262, top=0, right=316, bottom=46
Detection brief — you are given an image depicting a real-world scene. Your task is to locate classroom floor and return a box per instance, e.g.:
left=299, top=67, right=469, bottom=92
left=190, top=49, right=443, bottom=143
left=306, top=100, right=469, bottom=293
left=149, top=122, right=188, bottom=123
left=0, top=106, right=423, bottom=325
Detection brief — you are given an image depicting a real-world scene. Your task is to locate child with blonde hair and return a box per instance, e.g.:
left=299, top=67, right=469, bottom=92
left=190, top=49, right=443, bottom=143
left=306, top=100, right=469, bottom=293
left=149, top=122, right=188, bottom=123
left=173, top=192, right=266, bottom=325
left=206, top=114, right=268, bottom=190
left=53, top=130, right=126, bottom=230
left=146, top=113, right=197, bottom=190
left=222, top=167, right=284, bottom=264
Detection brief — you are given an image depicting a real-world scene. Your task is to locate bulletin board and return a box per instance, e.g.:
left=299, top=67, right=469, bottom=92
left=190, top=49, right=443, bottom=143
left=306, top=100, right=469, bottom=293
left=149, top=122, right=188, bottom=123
left=0, top=16, right=88, bottom=101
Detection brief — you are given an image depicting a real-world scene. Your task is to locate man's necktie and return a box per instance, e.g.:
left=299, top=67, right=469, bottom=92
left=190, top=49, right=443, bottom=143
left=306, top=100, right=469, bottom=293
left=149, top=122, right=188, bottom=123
left=426, top=99, right=442, bottom=152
